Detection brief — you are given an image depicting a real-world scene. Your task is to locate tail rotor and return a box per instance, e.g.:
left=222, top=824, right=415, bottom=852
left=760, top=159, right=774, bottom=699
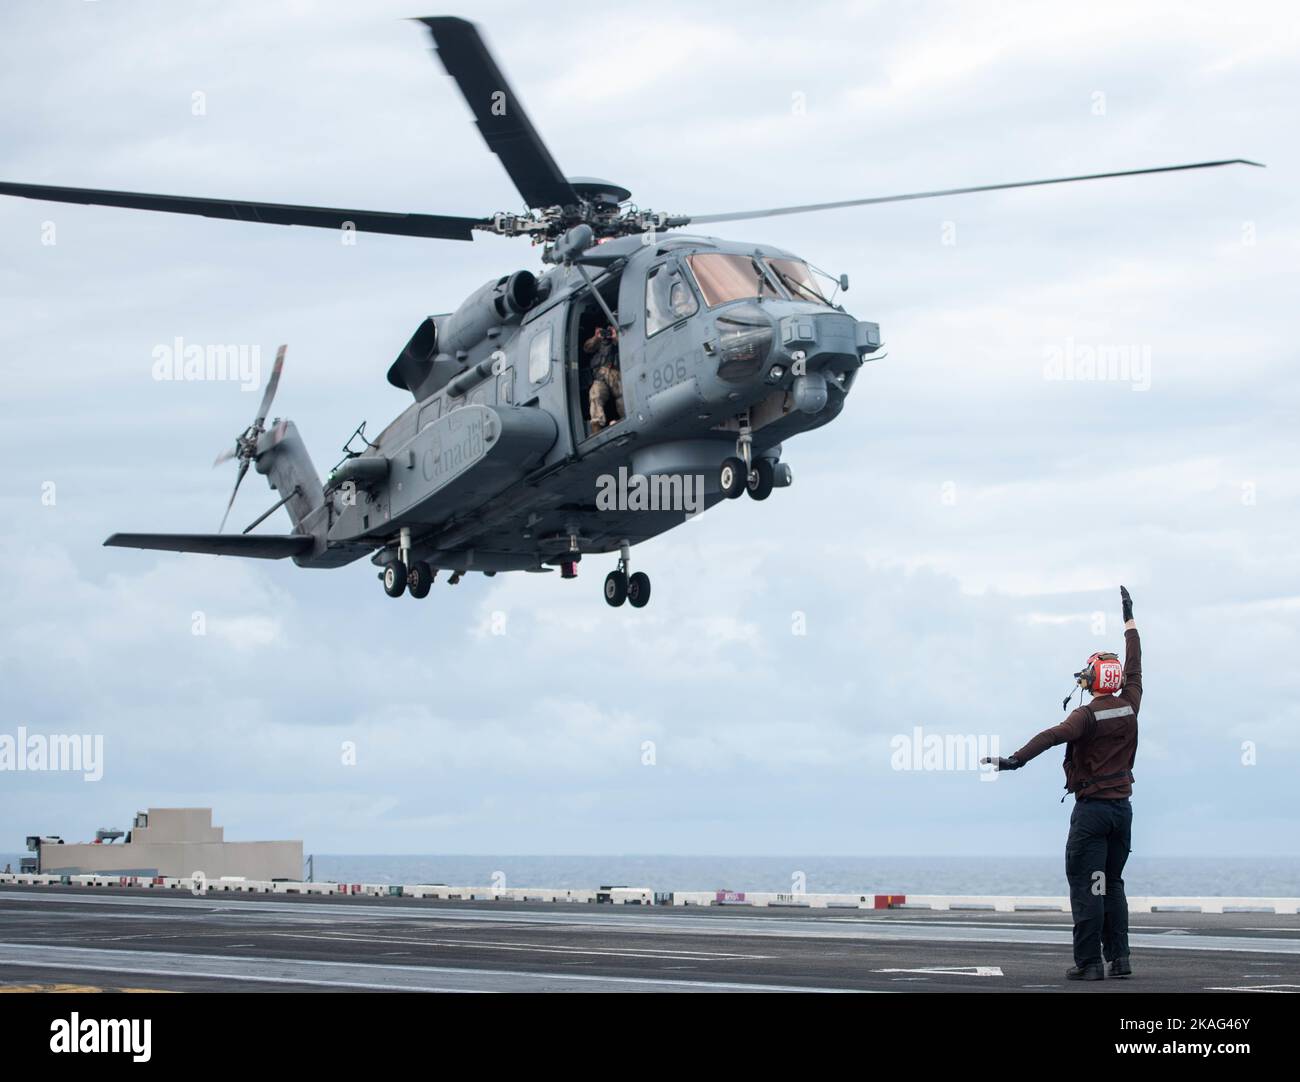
left=214, top=344, right=286, bottom=532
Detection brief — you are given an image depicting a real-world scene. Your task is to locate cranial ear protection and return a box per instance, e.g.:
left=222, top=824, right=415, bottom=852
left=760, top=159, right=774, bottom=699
left=1062, top=652, right=1122, bottom=710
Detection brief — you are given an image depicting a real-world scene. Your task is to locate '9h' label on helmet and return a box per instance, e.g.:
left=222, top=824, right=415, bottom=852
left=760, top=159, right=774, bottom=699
left=1084, top=652, right=1123, bottom=694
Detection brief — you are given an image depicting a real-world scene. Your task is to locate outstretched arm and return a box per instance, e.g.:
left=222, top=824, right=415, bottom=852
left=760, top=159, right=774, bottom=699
left=985, top=706, right=1091, bottom=771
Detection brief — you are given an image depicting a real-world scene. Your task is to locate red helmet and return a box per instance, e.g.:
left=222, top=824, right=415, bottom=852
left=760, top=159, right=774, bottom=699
left=1075, top=651, right=1123, bottom=695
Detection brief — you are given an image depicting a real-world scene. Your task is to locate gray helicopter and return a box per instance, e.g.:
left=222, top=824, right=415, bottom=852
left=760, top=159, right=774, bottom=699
left=0, top=17, right=1260, bottom=608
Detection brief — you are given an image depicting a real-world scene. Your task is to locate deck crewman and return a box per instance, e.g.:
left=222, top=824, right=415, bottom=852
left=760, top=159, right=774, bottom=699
left=983, top=586, right=1142, bottom=982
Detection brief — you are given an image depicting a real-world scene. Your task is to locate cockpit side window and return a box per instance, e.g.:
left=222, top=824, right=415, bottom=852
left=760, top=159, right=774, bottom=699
left=645, top=262, right=699, bottom=337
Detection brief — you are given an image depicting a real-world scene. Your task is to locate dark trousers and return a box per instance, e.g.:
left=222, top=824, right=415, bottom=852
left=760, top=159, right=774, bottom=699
left=1065, top=796, right=1132, bottom=966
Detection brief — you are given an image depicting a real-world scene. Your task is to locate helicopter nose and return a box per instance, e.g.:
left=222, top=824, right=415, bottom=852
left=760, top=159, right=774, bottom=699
left=777, top=312, right=879, bottom=371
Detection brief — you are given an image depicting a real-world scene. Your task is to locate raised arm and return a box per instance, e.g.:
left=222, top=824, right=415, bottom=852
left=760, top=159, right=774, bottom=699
left=982, top=585, right=1138, bottom=773
left=1119, top=585, right=1142, bottom=711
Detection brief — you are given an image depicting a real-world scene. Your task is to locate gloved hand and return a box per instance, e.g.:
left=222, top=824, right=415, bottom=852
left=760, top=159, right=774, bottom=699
left=1120, top=585, right=1134, bottom=623
left=981, top=755, right=1022, bottom=771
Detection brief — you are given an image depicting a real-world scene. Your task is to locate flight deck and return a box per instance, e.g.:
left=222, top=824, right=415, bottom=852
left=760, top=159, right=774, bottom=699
left=2, top=884, right=1297, bottom=994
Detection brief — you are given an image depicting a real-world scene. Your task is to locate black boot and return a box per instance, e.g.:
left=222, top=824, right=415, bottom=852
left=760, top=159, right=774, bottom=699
left=1066, top=962, right=1105, bottom=981
left=1107, top=957, right=1132, bottom=978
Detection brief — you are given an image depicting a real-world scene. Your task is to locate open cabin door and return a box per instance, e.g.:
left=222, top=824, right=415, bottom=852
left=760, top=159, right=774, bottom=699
left=567, top=267, right=624, bottom=448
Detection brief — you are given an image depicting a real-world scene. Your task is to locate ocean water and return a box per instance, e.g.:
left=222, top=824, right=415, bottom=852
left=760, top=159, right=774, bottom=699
left=9, top=853, right=1299, bottom=896
left=300, top=855, right=1300, bottom=897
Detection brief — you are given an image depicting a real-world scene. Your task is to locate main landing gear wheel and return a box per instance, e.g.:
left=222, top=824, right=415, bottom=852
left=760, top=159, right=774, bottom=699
left=746, top=458, right=775, bottom=500
left=407, top=561, right=433, bottom=599
left=383, top=560, right=407, bottom=598
left=604, top=569, right=628, bottom=607
left=606, top=542, right=649, bottom=609
left=627, top=571, right=651, bottom=608
left=720, top=456, right=746, bottom=499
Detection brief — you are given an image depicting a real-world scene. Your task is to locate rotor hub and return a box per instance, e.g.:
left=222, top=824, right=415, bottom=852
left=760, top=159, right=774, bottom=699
left=567, top=177, right=632, bottom=207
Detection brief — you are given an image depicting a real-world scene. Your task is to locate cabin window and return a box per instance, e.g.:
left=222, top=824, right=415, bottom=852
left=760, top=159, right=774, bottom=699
left=417, top=397, right=442, bottom=430
left=687, top=252, right=781, bottom=308
left=645, top=264, right=698, bottom=336
left=528, top=325, right=553, bottom=384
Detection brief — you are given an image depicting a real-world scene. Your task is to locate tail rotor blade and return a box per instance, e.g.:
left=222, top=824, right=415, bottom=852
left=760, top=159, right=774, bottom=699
left=219, top=459, right=251, bottom=533
left=254, top=345, right=286, bottom=429
left=215, top=344, right=286, bottom=528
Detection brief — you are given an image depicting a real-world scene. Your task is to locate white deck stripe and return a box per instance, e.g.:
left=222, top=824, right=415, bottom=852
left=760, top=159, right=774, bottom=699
left=0, top=943, right=846, bottom=994
left=1, top=891, right=1297, bottom=954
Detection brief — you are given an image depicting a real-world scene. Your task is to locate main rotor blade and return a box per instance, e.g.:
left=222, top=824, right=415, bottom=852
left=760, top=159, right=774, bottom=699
left=0, top=181, right=483, bottom=240
left=418, top=17, right=578, bottom=210
left=684, top=159, right=1265, bottom=226
left=254, top=345, right=286, bottom=430
left=219, top=459, right=251, bottom=533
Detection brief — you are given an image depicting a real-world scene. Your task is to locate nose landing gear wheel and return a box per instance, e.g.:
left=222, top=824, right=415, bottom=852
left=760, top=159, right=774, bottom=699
left=746, top=458, right=775, bottom=500
left=627, top=571, right=651, bottom=608
left=720, top=456, right=746, bottom=499
left=383, top=560, right=408, bottom=598
left=604, top=569, right=628, bottom=607
left=407, top=561, right=433, bottom=599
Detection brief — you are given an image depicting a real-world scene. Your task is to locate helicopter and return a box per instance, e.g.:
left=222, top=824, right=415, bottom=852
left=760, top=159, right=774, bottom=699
left=0, top=16, right=1260, bottom=608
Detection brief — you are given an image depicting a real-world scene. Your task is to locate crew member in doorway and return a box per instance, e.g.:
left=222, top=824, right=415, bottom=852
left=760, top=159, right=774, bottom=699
left=584, top=322, right=623, bottom=436
left=983, top=586, right=1142, bottom=982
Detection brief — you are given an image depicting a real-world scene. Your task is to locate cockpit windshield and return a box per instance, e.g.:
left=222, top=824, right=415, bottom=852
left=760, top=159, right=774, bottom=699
left=766, top=258, right=832, bottom=306
left=687, top=253, right=782, bottom=307
left=687, top=252, right=833, bottom=308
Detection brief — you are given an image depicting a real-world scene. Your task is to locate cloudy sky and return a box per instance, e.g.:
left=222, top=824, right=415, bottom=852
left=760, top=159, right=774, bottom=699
left=1, top=0, right=1296, bottom=862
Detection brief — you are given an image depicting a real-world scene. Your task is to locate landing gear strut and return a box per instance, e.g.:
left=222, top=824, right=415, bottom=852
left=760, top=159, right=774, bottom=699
left=382, top=527, right=415, bottom=598
left=383, top=527, right=436, bottom=599
left=604, top=541, right=651, bottom=608
left=722, top=413, right=779, bottom=501
left=721, top=413, right=756, bottom=500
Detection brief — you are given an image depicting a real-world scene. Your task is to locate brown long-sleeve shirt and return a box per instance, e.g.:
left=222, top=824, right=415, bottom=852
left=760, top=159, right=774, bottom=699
left=1013, top=628, right=1142, bottom=800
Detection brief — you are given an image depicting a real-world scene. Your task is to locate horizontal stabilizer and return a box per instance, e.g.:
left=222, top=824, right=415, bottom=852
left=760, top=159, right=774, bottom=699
left=104, top=532, right=315, bottom=560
